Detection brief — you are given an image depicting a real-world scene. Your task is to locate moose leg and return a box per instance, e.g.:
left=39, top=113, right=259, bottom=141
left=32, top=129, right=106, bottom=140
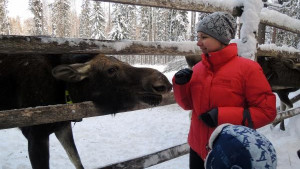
left=55, top=122, right=84, bottom=169
left=277, top=90, right=294, bottom=131
left=279, top=101, right=286, bottom=131
left=28, top=134, right=50, bottom=169
left=21, top=127, right=51, bottom=169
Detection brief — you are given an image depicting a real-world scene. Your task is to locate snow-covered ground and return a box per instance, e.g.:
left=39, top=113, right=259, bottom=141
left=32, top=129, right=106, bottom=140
left=0, top=65, right=299, bottom=169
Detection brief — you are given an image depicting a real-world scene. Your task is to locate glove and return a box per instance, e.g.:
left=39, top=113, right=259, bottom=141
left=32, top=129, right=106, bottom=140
left=199, top=108, right=218, bottom=128
left=174, top=68, right=193, bottom=85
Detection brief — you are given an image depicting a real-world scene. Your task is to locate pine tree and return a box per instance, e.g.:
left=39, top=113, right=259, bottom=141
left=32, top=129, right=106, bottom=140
left=154, top=8, right=168, bottom=41
left=174, top=10, right=189, bottom=41
left=29, top=0, right=46, bottom=35
left=266, top=0, right=300, bottom=48
left=0, top=0, right=9, bottom=35
left=125, top=5, right=137, bottom=39
left=108, top=3, right=130, bottom=40
left=91, top=1, right=106, bottom=39
left=275, top=0, right=299, bottom=48
left=139, top=6, right=152, bottom=41
left=164, top=9, right=173, bottom=41
left=50, top=0, right=71, bottom=37
left=79, top=0, right=92, bottom=38
left=167, top=9, right=189, bottom=41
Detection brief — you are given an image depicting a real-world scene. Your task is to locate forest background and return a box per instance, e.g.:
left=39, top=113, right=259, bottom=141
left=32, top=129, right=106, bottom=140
left=0, top=0, right=299, bottom=65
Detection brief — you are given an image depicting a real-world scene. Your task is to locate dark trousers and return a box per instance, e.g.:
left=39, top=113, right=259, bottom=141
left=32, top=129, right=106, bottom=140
left=190, top=148, right=205, bottom=169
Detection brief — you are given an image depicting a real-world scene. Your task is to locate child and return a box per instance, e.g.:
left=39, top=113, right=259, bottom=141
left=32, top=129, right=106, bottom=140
left=205, top=124, right=277, bottom=169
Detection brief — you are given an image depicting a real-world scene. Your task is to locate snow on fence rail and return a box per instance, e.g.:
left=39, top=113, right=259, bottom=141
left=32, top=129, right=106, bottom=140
left=0, top=35, right=200, bottom=56
left=0, top=35, right=299, bottom=59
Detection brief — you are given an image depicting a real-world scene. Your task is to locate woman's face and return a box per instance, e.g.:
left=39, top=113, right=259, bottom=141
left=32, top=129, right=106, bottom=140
left=197, top=32, right=226, bottom=54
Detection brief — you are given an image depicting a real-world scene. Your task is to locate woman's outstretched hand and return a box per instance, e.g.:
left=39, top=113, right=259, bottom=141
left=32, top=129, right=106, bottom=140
left=174, top=68, right=193, bottom=85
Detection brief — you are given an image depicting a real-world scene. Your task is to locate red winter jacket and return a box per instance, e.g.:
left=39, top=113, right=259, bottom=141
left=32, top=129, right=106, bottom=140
left=172, top=43, right=276, bottom=160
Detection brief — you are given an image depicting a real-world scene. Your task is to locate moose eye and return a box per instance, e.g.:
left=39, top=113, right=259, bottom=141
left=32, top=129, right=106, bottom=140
left=107, top=67, right=118, bottom=74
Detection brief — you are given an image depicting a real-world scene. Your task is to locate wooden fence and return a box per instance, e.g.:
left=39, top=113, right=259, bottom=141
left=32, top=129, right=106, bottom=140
left=1, top=0, right=300, bottom=168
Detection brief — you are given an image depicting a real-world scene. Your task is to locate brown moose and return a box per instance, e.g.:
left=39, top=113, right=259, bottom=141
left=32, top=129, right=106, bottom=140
left=0, top=54, right=172, bottom=169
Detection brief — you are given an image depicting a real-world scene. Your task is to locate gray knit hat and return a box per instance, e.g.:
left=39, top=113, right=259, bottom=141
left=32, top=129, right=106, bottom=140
left=196, top=12, right=237, bottom=45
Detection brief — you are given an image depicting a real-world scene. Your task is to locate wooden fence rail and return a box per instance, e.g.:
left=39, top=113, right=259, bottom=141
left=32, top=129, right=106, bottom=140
left=98, top=143, right=189, bottom=169
left=272, top=107, right=300, bottom=127
left=0, top=35, right=200, bottom=55
left=0, top=93, right=175, bottom=129
left=1, top=91, right=299, bottom=130
left=1, top=35, right=299, bottom=59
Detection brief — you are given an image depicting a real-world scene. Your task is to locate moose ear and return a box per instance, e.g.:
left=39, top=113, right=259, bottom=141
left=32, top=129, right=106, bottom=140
left=52, top=63, right=91, bottom=82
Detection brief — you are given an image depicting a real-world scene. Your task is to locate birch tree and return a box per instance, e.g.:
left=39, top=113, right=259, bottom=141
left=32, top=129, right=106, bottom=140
left=9, top=16, right=23, bottom=35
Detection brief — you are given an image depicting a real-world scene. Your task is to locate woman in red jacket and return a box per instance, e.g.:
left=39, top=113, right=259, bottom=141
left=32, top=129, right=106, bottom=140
left=173, top=12, right=276, bottom=169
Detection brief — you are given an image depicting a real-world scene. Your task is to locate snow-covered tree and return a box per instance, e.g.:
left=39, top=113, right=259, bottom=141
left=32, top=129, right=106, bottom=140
left=0, top=0, right=9, bottom=35
left=167, top=9, right=189, bottom=41
left=139, top=6, right=152, bottom=41
left=79, top=0, right=92, bottom=38
left=173, top=10, right=189, bottom=41
left=266, top=0, right=300, bottom=48
left=50, top=0, right=71, bottom=37
left=125, top=5, right=137, bottom=39
left=275, top=0, right=299, bottom=48
left=154, top=8, right=169, bottom=41
left=91, top=1, right=106, bottom=39
left=29, top=0, right=46, bottom=35
left=108, top=3, right=130, bottom=40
